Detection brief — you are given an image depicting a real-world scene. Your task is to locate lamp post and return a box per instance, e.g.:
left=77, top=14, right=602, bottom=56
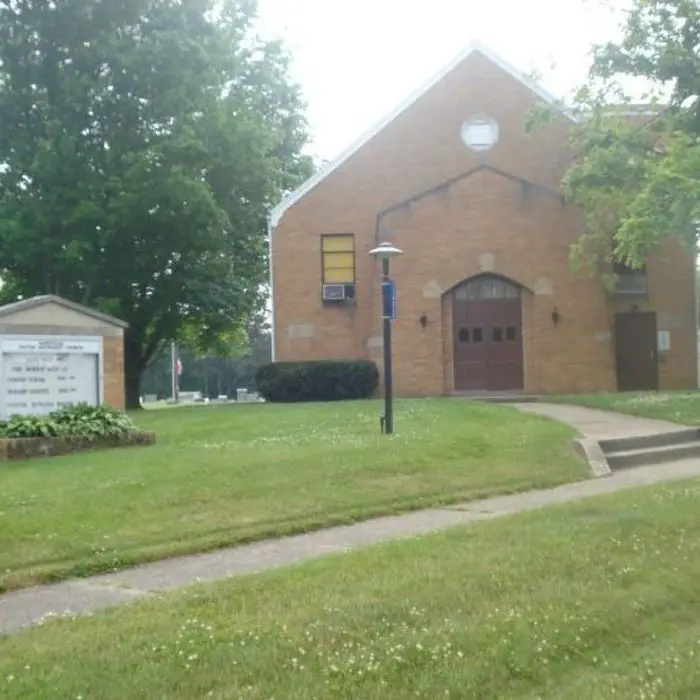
left=369, top=242, right=403, bottom=434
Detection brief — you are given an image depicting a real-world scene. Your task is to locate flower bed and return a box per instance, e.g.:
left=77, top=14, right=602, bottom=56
left=0, top=403, right=155, bottom=461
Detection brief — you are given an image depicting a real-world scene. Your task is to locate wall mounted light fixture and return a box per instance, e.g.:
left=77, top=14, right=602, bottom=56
left=551, top=308, right=561, bottom=326
left=419, top=315, right=428, bottom=329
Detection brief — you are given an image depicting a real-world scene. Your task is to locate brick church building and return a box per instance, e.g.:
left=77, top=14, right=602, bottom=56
left=268, top=42, right=697, bottom=396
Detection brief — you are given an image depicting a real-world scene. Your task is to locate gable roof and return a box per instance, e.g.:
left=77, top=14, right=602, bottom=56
left=270, top=40, right=576, bottom=228
left=0, top=294, right=129, bottom=328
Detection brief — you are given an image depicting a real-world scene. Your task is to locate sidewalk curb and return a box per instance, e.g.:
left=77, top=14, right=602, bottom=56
left=574, top=438, right=613, bottom=478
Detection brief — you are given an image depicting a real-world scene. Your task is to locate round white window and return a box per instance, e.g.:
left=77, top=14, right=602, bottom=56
left=460, top=116, right=499, bottom=152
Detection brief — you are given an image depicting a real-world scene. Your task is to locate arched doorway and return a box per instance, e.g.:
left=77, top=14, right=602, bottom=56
left=452, top=275, right=524, bottom=392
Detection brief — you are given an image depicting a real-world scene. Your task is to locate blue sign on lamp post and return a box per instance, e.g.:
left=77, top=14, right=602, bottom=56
left=382, top=280, right=397, bottom=320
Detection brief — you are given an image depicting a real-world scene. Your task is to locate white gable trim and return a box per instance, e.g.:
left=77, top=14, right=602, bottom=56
left=269, top=40, right=576, bottom=228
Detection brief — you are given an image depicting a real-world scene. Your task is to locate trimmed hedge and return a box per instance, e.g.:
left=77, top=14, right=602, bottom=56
left=255, top=360, right=379, bottom=403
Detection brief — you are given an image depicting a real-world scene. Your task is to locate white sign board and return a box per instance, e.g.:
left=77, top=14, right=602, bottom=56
left=0, top=336, right=103, bottom=419
left=657, top=330, right=671, bottom=353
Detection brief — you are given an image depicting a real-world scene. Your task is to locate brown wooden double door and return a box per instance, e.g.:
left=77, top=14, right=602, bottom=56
left=453, top=278, right=524, bottom=392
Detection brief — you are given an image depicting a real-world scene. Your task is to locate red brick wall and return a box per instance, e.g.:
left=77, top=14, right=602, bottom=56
left=272, top=51, right=697, bottom=395
left=610, top=238, right=697, bottom=391
left=103, top=336, right=126, bottom=410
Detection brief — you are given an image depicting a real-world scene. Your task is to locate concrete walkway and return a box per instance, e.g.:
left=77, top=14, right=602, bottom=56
left=515, top=402, right=683, bottom=439
left=1, top=403, right=698, bottom=636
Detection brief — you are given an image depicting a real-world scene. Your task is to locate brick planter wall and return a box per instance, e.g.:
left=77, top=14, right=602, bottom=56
left=103, top=335, right=126, bottom=410
left=0, top=430, right=156, bottom=462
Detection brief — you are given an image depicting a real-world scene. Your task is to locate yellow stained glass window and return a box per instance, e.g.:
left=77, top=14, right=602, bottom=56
left=322, top=234, right=355, bottom=284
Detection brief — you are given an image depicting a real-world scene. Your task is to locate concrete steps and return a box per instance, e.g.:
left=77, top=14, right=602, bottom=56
left=600, top=429, right=700, bottom=470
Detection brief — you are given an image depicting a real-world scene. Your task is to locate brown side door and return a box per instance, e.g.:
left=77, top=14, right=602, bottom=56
left=615, top=312, right=659, bottom=391
left=453, top=297, right=524, bottom=392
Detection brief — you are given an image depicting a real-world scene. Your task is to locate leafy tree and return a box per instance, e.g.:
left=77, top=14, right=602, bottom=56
left=0, top=0, right=311, bottom=407
left=558, top=0, right=700, bottom=277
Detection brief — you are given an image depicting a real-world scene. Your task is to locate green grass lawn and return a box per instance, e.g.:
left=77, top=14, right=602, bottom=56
left=2, top=478, right=700, bottom=699
left=0, top=398, right=587, bottom=592
left=550, top=391, right=700, bottom=425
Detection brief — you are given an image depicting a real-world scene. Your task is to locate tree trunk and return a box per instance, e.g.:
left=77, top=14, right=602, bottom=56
left=124, top=331, right=145, bottom=410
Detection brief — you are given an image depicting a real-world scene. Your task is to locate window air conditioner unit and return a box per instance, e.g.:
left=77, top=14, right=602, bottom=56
left=322, top=283, right=355, bottom=302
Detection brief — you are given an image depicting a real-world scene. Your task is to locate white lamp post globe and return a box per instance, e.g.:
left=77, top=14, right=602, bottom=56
left=369, top=242, right=403, bottom=260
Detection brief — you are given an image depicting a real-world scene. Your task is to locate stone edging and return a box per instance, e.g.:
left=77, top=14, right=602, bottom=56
left=0, top=430, right=156, bottom=462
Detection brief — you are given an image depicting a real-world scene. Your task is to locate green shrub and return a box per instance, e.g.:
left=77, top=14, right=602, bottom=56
left=0, top=404, right=137, bottom=440
left=0, top=415, right=61, bottom=439
left=255, top=360, right=379, bottom=403
left=51, top=404, right=136, bottom=439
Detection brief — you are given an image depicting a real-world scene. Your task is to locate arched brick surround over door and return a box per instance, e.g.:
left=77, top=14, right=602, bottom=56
left=452, top=275, right=524, bottom=392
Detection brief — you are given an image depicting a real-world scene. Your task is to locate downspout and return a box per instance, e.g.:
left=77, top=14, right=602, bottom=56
left=267, top=217, right=276, bottom=362
left=370, top=212, right=383, bottom=363
left=695, top=239, right=699, bottom=389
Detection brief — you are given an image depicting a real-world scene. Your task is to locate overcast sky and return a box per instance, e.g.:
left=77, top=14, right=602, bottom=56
left=257, top=0, right=629, bottom=162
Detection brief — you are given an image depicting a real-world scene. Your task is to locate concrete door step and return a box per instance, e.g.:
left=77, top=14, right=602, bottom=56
left=455, top=393, right=540, bottom=404
left=604, top=432, right=700, bottom=470
left=599, top=428, right=700, bottom=454
left=476, top=396, right=540, bottom=404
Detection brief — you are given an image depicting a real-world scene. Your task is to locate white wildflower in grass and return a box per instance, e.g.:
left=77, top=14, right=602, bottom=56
left=6, top=471, right=700, bottom=698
